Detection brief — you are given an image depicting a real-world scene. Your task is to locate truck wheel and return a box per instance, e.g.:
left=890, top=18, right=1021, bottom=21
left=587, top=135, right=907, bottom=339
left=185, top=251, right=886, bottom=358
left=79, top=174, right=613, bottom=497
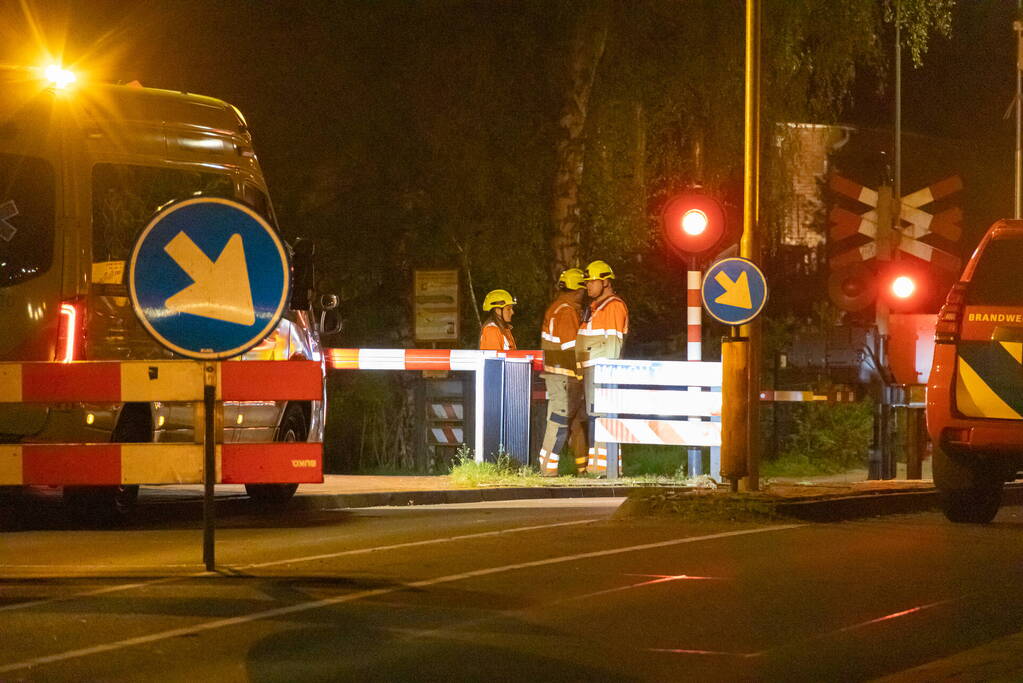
left=245, top=404, right=305, bottom=504
left=63, top=407, right=147, bottom=523
left=933, top=443, right=1003, bottom=524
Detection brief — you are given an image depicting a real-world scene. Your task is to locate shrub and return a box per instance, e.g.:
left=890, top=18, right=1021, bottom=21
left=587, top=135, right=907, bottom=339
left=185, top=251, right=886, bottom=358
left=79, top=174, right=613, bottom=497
left=771, top=399, right=873, bottom=475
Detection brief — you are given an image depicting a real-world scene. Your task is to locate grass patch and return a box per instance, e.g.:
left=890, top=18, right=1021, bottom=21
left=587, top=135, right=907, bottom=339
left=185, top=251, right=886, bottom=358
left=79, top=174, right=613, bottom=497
left=616, top=489, right=787, bottom=522
left=448, top=448, right=547, bottom=488
left=448, top=446, right=719, bottom=488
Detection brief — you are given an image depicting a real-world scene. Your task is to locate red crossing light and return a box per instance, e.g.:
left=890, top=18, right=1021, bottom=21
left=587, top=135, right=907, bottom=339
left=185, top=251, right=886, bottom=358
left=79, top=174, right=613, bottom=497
left=891, top=275, right=916, bottom=299
left=661, top=193, right=726, bottom=260
left=880, top=261, right=933, bottom=312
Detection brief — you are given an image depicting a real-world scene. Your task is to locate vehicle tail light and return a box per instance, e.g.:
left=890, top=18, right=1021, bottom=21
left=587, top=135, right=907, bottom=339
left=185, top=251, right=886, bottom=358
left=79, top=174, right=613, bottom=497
left=55, top=299, right=83, bottom=362
left=934, top=282, right=967, bottom=345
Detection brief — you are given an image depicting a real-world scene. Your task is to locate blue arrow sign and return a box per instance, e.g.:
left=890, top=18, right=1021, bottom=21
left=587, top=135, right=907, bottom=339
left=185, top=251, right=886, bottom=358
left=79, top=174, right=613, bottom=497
left=128, top=198, right=291, bottom=360
left=701, top=257, right=768, bottom=326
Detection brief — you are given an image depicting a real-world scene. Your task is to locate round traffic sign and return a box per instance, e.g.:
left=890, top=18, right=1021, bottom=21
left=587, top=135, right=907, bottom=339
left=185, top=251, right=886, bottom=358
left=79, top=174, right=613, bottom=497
left=128, top=198, right=291, bottom=360
left=701, top=257, right=768, bottom=326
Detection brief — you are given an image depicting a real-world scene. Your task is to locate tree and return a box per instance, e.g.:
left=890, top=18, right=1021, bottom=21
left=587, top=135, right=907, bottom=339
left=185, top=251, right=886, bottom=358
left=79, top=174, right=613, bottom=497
left=550, top=0, right=611, bottom=278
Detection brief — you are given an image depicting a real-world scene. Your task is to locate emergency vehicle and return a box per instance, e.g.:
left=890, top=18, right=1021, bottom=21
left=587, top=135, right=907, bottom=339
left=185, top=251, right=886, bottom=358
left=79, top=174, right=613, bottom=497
left=927, top=219, right=1023, bottom=523
left=0, top=65, right=335, bottom=513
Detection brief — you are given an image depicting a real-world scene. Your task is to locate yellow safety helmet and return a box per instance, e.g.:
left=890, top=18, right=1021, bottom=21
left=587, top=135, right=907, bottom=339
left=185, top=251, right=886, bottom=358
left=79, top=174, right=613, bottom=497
left=482, top=289, right=517, bottom=311
left=558, top=268, right=586, bottom=291
left=583, top=259, right=615, bottom=281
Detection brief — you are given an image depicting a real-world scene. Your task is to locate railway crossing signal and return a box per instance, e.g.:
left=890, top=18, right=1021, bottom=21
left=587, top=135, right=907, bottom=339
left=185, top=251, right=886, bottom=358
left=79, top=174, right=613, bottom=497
left=827, top=174, right=963, bottom=313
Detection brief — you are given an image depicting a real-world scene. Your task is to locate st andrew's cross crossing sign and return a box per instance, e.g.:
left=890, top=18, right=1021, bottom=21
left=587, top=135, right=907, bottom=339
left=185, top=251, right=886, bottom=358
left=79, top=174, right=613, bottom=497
left=701, top=257, right=768, bottom=326
left=128, top=197, right=291, bottom=360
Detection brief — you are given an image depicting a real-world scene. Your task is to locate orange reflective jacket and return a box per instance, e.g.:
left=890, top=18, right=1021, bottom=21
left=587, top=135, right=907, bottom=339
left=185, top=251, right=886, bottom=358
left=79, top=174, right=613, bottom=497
left=479, top=321, right=516, bottom=351
left=541, top=297, right=582, bottom=377
left=577, top=295, right=628, bottom=368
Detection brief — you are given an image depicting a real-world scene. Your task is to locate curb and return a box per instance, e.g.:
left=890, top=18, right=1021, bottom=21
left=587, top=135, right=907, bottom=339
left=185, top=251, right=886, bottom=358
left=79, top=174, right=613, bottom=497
left=785, top=482, right=1023, bottom=521
left=247, top=485, right=655, bottom=513
left=147, top=482, right=1023, bottom=521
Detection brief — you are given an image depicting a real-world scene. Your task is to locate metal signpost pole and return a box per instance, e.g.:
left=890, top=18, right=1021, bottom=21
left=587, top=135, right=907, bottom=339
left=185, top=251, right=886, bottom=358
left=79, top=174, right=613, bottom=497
left=203, top=364, right=217, bottom=571
left=702, top=258, right=767, bottom=491
left=128, top=197, right=292, bottom=572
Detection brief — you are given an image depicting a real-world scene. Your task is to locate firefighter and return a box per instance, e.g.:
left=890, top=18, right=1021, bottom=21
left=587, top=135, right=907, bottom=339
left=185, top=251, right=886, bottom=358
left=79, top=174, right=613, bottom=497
left=537, top=268, right=588, bottom=476
left=577, top=260, right=629, bottom=476
left=479, top=289, right=517, bottom=351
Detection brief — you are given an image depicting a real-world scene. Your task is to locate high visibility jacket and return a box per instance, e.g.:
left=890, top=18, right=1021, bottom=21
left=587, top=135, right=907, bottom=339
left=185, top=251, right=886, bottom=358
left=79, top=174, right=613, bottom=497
left=479, top=321, right=516, bottom=351
left=541, top=296, right=582, bottom=377
left=577, top=295, right=628, bottom=369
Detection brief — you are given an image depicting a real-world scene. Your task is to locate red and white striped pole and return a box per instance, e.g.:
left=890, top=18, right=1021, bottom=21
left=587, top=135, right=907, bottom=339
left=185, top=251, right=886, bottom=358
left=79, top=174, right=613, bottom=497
left=687, top=270, right=703, bottom=476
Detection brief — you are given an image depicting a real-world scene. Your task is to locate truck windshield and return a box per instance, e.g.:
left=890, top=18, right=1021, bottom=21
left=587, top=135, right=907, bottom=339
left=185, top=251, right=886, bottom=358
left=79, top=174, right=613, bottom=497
left=0, top=154, right=55, bottom=287
left=92, top=163, right=234, bottom=263
left=967, top=236, right=1023, bottom=307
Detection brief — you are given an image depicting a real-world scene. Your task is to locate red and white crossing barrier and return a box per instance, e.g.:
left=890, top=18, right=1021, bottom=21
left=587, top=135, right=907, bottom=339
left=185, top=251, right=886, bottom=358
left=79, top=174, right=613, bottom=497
left=0, top=360, right=323, bottom=487
left=326, top=348, right=544, bottom=461
left=326, top=348, right=543, bottom=372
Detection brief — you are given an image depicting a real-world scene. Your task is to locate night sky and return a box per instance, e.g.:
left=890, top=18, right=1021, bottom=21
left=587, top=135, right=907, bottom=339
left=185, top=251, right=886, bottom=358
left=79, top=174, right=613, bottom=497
left=8, top=1, right=1018, bottom=212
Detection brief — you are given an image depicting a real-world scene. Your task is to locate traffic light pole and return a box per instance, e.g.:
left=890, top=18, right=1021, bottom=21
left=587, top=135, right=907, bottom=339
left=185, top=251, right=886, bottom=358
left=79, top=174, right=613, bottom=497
left=686, top=269, right=702, bottom=476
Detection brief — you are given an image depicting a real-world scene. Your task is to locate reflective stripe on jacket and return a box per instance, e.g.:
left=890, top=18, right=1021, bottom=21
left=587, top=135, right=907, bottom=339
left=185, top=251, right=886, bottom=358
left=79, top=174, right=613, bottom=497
left=576, top=295, right=628, bottom=368
left=479, top=321, right=516, bottom=351
left=541, top=298, right=581, bottom=377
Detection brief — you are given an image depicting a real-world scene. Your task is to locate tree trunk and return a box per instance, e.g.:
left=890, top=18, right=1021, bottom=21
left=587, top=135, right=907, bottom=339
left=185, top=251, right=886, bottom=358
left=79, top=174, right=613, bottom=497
left=550, top=0, right=610, bottom=278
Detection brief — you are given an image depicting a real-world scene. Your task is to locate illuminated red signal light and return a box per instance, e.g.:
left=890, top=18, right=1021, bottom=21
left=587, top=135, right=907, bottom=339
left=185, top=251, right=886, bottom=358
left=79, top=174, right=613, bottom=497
left=661, top=193, right=726, bottom=259
left=681, top=209, right=709, bottom=236
left=891, top=275, right=916, bottom=299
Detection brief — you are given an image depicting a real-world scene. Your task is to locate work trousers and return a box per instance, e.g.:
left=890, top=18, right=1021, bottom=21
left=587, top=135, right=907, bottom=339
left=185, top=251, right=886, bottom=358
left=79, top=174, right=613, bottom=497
left=582, top=366, right=621, bottom=476
left=538, top=373, right=587, bottom=475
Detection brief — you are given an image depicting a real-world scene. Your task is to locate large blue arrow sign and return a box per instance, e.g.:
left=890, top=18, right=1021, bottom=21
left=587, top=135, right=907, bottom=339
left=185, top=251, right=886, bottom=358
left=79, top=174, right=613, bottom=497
left=128, top=198, right=291, bottom=360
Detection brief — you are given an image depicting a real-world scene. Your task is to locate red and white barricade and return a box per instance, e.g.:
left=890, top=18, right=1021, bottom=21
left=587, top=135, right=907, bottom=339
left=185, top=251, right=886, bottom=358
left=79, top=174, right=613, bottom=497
left=0, top=360, right=323, bottom=486
left=590, top=359, right=723, bottom=479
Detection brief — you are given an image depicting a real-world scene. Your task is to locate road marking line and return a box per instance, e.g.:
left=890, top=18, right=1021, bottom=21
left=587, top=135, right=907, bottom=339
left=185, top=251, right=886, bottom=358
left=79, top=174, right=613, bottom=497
left=238, top=518, right=599, bottom=569
left=0, top=518, right=600, bottom=614
left=0, top=523, right=803, bottom=674
left=646, top=595, right=963, bottom=660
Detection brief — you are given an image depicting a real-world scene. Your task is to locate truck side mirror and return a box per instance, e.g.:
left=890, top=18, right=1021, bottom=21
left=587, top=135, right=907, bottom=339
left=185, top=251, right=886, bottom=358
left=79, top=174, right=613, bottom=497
left=318, top=294, right=342, bottom=335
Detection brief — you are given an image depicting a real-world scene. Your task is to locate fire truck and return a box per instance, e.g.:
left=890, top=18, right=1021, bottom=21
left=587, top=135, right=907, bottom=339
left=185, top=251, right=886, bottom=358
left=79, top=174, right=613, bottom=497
left=0, top=65, right=336, bottom=514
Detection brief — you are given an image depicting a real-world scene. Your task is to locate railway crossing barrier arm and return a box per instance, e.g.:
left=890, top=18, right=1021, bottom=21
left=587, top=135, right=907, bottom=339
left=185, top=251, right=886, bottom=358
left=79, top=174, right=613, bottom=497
left=325, top=348, right=542, bottom=465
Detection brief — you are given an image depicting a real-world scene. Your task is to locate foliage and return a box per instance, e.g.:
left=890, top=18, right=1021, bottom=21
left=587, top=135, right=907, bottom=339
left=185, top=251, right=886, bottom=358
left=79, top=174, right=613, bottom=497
left=262, top=0, right=956, bottom=354
left=771, top=399, right=874, bottom=475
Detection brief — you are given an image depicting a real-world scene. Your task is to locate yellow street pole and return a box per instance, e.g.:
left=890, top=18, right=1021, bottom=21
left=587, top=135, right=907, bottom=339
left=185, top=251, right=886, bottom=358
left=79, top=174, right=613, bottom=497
left=738, top=0, right=761, bottom=491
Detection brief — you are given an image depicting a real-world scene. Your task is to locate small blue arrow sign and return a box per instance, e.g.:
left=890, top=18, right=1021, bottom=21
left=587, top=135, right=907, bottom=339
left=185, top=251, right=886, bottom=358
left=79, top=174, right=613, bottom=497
left=702, top=257, right=768, bottom=326
left=128, top=198, right=291, bottom=360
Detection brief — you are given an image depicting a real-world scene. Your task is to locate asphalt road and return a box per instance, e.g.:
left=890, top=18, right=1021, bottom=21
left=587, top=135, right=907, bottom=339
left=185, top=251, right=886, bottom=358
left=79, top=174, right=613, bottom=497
left=2, top=496, right=1023, bottom=681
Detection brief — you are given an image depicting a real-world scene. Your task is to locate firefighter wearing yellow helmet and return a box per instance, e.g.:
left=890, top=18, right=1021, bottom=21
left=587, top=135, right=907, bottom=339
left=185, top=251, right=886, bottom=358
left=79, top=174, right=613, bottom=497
left=479, top=289, right=517, bottom=351
left=577, top=259, right=629, bottom=476
left=537, top=268, right=588, bottom=476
